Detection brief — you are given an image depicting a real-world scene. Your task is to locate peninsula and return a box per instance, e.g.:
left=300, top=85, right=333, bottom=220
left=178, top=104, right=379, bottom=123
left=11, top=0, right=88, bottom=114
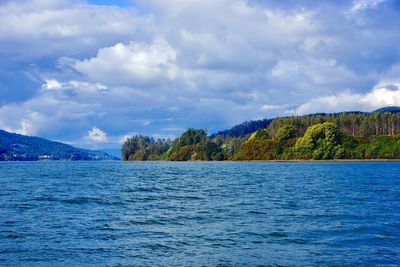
left=122, top=107, right=400, bottom=161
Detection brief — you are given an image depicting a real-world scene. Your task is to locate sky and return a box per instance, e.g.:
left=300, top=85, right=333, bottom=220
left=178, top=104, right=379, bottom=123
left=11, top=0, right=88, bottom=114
left=0, top=0, right=399, bottom=149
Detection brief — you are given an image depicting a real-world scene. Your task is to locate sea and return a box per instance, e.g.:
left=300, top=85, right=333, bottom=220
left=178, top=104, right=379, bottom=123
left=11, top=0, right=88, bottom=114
left=0, top=161, right=399, bottom=266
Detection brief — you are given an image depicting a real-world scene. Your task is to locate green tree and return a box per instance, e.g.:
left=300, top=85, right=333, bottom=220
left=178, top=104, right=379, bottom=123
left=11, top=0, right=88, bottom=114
left=294, top=122, right=341, bottom=159
left=179, top=128, right=207, bottom=147
left=248, top=129, right=269, bottom=141
left=275, top=125, right=297, bottom=144
left=122, top=136, right=170, bottom=161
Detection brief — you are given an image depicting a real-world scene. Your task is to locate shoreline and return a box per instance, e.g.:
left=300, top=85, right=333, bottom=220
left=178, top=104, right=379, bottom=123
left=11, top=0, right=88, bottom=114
left=1, top=159, right=400, bottom=163
left=238, top=159, right=400, bottom=162
left=123, top=159, right=400, bottom=163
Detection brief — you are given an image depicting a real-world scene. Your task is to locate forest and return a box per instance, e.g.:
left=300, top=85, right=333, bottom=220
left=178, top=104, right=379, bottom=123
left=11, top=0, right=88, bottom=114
left=122, top=110, right=400, bottom=161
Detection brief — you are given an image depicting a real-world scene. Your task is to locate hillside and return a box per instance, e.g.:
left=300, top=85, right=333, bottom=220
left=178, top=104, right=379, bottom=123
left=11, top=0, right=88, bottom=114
left=373, top=106, right=400, bottom=113
left=210, top=119, right=273, bottom=138
left=210, top=110, right=392, bottom=138
left=0, top=130, right=118, bottom=161
left=122, top=106, right=400, bottom=161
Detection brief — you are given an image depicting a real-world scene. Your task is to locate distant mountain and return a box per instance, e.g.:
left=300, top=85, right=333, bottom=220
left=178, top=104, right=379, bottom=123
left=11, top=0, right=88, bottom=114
left=373, top=106, right=400, bottom=113
left=211, top=106, right=398, bottom=138
left=0, top=130, right=118, bottom=161
left=99, top=148, right=121, bottom=159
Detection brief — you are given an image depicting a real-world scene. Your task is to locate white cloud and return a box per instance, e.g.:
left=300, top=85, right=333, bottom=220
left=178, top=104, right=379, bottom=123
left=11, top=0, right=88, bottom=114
left=271, top=59, right=359, bottom=86
left=87, top=127, right=108, bottom=142
left=260, top=104, right=290, bottom=111
left=0, top=0, right=150, bottom=58
left=350, top=0, right=387, bottom=12
left=294, top=82, right=400, bottom=114
left=0, top=92, right=96, bottom=137
left=74, top=39, right=178, bottom=86
left=42, top=79, right=63, bottom=90
left=41, top=79, right=108, bottom=92
left=0, top=105, right=47, bottom=136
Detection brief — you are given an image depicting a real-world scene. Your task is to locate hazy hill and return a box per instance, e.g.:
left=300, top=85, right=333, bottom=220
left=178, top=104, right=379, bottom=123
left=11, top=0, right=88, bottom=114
left=373, top=106, right=400, bottom=113
left=0, top=130, right=118, bottom=161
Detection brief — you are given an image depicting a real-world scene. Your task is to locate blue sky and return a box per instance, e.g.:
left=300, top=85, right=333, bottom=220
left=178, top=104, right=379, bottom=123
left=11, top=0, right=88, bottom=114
left=87, top=0, right=133, bottom=6
left=0, top=0, right=399, bottom=149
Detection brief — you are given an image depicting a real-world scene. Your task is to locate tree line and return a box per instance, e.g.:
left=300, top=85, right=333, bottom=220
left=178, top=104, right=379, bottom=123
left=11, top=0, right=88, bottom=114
left=122, top=112, right=400, bottom=161
left=267, top=112, right=400, bottom=138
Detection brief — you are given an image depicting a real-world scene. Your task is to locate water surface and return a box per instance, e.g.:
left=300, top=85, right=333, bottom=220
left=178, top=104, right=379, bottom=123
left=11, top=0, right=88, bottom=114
left=0, top=162, right=399, bottom=266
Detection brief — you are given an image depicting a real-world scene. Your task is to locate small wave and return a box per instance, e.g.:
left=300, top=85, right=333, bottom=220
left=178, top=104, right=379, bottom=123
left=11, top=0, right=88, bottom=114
left=289, top=238, right=307, bottom=244
left=33, top=196, right=58, bottom=202
left=239, top=231, right=289, bottom=238
left=143, top=243, right=177, bottom=251
left=59, top=197, right=123, bottom=206
left=170, top=195, right=204, bottom=200
left=4, top=234, right=22, bottom=239
left=247, top=210, right=267, bottom=215
left=62, top=197, right=96, bottom=204
left=373, top=188, right=391, bottom=192
left=129, top=219, right=167, bottom=226
left=136, top=187, right=161, bottom=192
left=2, top=221, right=16, bottom=226
left=17, top=203, right=36, bottom=210
left=268, top=231, right=289, bottom=238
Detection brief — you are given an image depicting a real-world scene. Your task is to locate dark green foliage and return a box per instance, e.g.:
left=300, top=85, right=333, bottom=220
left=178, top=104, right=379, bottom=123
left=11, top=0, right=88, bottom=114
left=210, top=119, right=272, bottom=138
left=122, top=135, right=170, bottom=161
left=275, top=125, right=297, bottom=143
left=168, top=144, right=197, bottom=161
left=236, top=121, right=400, bottom=160
left=352, top=135, right=400, bottom=159
left=0, top=130, right=116, bottom=161
left=121, top=109, right=400, bottom=161
left=167, top=129, right=224, bottom=161
left=202, top=141, right=225, bottom=160
left=218, top=136, right=245, bottom=159
left=178, top=129, right=207, bottom=146
left=211, top=107, right=400, bottom=142
left=123, top=129, right=224, bottom=161
left=166, top=128, right=206, bottom=160
left=167, top=142, right=224, bottom=161
left=267, top=112, right=400, bottom=138
left=234, top=139, right=279, bottom=160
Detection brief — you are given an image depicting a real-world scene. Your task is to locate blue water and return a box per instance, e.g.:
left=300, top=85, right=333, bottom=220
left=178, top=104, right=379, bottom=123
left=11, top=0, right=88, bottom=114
left=0, top=162, right=399, bottom=266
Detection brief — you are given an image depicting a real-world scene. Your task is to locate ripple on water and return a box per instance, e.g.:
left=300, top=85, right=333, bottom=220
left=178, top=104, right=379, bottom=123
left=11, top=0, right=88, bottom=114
left=0, top=161, right=399, bottom=266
